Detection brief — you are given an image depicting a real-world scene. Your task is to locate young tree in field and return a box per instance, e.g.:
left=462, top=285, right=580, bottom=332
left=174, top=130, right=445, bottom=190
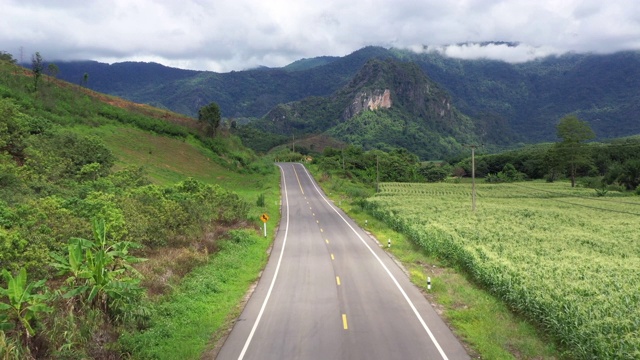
left=31, top=52, right=44, bottom=92
left=82, top=72, right=89, bottom=87
left=198, top=102, right=221, bottom=137
left=554, top=115, right=595, bottom=187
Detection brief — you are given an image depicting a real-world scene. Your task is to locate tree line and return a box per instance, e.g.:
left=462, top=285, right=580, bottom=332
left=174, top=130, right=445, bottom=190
left=310, top=115, right=640, bottom=194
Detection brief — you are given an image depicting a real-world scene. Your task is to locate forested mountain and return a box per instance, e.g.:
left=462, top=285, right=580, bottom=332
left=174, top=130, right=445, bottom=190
left=50, top=46, right=640, bottom=147
left=248, top=58, right=488, bottom=159
left=52, top=47, right=392, bottom=119
left=405, top=50, right=640, bottom=142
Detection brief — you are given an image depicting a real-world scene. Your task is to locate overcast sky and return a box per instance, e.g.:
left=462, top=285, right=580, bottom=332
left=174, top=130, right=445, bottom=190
left=2, top=0, right=639, bottom=72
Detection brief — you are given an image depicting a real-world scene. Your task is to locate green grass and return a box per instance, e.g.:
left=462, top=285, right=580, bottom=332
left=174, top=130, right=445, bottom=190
left=119, top=229, right=275, bottom=359
left=311, top=167, right=559, bottom=359
left=72, top=124, right=278, bottom=204
left=72, top=125, right=232, bottom=185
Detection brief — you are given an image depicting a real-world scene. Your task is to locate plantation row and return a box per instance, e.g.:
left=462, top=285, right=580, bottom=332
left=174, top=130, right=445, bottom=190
left=377, top=182, right=613, bottom=199
left=364, top=182, right=640, bottom=359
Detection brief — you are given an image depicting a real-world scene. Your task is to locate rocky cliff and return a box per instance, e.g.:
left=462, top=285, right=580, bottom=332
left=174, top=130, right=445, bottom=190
left=343, top=89, right=392, bottom=120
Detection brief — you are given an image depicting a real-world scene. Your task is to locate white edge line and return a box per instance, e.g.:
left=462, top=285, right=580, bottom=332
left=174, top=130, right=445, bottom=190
left=298, top=163, right=450, bottom=360
left=237, top=164, right=290, bottom=360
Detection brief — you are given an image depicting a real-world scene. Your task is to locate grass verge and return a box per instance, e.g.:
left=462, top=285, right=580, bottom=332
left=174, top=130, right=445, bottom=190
left=312, top=168, right=558, bottom=359
left=119, top=228, right=275, bottom=359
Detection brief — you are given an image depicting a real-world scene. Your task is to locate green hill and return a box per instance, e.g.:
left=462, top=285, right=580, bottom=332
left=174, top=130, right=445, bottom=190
left=0, top=55, right=280, bottom=358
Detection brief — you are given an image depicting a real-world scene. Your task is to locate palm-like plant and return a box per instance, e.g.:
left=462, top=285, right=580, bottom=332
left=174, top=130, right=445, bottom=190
left=0, top=268, right=52, bottom=342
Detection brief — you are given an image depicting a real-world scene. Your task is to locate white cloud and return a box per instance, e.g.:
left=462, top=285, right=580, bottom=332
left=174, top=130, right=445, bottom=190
left=1, top=0, right=639, bottom=71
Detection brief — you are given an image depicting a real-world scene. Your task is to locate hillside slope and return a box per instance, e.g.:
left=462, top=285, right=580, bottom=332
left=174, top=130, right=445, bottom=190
left=0, top=56, right=280, bottom=358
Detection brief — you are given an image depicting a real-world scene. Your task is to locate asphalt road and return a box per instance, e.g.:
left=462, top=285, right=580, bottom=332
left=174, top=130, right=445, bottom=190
left=216, top=163, right=470, bottom=360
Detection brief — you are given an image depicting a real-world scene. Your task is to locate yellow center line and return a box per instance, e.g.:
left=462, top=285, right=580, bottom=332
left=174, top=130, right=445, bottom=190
left=312, top=213, right=315, bottom=216
left=325, top=239, right=329, bottom=244
left=336, top=276, right=341, bottom=285
left=342, top=314, right=348, bottom=330
left=331, top=254, right=335, bottom=260
left=320, top=228, right=323, bottom=233
left=292, top=165, right=304, bottom=195
left=316, top=220, right=319, bottom=224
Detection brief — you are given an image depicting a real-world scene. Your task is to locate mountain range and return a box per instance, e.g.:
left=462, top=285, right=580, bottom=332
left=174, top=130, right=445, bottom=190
left=50, top=46, right=640, bottom=158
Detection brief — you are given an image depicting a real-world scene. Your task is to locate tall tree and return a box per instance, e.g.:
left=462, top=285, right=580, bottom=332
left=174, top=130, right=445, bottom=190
left=554, top=115, right=595, bottom=187
left=198, top=102, right=221, bottom=137
left=31, top=52, right=43, bottom=92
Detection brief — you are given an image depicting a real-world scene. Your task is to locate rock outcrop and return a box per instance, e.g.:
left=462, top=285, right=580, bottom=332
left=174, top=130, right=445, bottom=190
left=343, top=89, right=392, bottom=120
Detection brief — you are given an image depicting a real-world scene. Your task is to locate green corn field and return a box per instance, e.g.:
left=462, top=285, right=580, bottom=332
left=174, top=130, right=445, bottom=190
left=364, top=181, right=640, bottom=359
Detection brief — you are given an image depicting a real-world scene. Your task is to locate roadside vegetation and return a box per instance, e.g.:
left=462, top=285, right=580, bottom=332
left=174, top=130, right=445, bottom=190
left=0, top=52, right=280, bottom=358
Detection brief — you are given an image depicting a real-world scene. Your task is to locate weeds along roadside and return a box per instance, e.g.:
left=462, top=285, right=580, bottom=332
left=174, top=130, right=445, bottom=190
left=307, top=164, right=559, bottom=360
left=115, top=169, right=282, bottom=359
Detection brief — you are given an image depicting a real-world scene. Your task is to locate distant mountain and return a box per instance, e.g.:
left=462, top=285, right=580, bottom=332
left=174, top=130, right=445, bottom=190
left=282, top=56, right=340, bottom=71
left=50, top=46, right=640, bottom=149
left=405, top=50, right=640, bottom=142
left=248, top=58, right=491, bottom=159
left=53, top=46, right=392, bottom=119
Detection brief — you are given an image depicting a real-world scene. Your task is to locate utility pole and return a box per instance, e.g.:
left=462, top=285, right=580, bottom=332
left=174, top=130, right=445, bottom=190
left=376, top=154, right=380, bottom=193
left=465, top=144, right=482, bottom=212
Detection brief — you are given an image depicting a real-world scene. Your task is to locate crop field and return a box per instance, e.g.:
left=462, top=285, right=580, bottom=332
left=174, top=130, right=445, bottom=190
left=364, top=182, right=640, bottom=359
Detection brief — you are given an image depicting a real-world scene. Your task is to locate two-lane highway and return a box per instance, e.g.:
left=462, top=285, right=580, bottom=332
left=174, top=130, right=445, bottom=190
left=215, top=163, right=469, bottom=359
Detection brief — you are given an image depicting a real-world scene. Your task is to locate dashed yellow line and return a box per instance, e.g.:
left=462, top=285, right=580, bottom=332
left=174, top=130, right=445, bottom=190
left=320, top=228, right=323, bottom=233
left=293, top=166, right=304, bottom=195
left=342, top=314, right=348, bottom=330
left=336, top=276, right=341, bottom=286
left=316, top=220, right=319, bottom=224
left=331, top=254, right=335, bottom=260
left=325, top=239, right=329, bottom=244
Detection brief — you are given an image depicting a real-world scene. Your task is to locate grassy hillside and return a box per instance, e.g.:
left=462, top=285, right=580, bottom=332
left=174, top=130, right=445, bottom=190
left=0, top=55, right=280, bottom=358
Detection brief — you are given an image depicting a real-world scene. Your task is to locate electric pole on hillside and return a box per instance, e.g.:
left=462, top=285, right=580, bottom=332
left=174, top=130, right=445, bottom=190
left=376, top=154, right=380, bottom=193
left=465, top=144, right=482, bottom=212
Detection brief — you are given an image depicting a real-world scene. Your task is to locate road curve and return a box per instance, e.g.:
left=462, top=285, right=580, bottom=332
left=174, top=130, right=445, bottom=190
left=215, top=163, right=469, bottom=360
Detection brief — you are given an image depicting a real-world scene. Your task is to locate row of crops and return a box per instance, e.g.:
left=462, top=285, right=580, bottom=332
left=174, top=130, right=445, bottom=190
left=367, top=182, right=640, bottom=359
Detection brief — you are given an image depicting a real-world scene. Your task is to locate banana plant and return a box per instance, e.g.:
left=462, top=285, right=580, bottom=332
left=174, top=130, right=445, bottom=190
left=0, top=268, right=51, bottom=339
left=50, top=219, right=145, bottom=317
